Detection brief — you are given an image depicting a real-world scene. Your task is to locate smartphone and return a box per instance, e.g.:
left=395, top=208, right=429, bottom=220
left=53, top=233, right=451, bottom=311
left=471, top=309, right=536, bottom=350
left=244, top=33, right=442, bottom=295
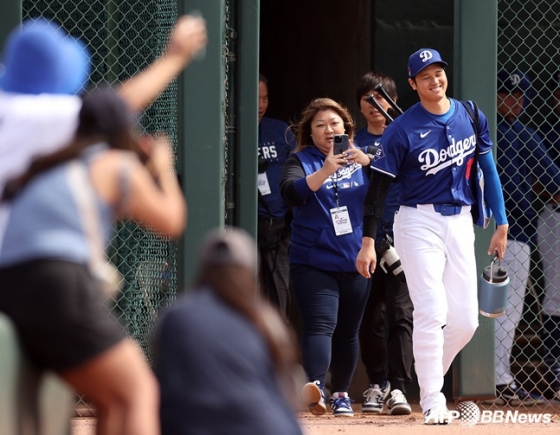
left=333, top=134, right=349, bottom=155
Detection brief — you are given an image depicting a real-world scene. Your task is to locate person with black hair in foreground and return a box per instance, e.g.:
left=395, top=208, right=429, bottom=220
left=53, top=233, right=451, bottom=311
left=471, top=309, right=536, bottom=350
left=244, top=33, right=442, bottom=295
left=154, top=227, right=304, bottom=435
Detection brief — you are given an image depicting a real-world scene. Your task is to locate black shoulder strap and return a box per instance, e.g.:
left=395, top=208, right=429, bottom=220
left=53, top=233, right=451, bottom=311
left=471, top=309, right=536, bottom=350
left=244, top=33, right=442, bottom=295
left=460, top=100, right=480, bottom=136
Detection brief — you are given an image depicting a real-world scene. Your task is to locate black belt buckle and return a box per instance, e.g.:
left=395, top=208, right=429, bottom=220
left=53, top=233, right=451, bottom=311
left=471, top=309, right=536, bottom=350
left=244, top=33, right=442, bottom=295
left=438, top=204, right=461, bottom=216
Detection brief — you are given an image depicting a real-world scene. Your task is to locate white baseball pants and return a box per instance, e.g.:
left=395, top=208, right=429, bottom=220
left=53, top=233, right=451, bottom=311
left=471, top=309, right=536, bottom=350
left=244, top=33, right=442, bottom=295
left=394, top=205, right=479, bottom=412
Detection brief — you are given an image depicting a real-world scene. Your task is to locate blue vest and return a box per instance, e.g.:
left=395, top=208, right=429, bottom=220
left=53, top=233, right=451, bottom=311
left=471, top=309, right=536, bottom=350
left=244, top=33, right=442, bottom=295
left=289, top=147, right=369, bottom=272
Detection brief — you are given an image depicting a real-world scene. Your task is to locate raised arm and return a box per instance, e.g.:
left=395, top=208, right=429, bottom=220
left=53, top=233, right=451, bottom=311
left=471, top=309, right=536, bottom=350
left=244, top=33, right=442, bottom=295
left=118, top=14, right=207, bottom=112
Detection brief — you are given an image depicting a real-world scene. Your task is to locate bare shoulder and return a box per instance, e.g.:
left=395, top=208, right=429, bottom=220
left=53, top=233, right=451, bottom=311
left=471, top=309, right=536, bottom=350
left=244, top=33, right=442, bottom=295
left=90, top=149, right=140, bottom=170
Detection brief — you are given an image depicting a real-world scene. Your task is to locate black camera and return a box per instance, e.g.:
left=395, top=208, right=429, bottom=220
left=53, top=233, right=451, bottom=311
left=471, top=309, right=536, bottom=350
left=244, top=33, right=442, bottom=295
left=375, top=234, right=406, bottom=283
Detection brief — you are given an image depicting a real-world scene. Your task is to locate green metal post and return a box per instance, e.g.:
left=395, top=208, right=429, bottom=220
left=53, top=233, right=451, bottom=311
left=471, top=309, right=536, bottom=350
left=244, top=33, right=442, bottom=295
left=236, top=0, right=259, bottom=238
left=453, top=0, right=498, bottom=400
left=179, top=0, right=226, bottom=288
left=0, top=1, right=21, bottom=49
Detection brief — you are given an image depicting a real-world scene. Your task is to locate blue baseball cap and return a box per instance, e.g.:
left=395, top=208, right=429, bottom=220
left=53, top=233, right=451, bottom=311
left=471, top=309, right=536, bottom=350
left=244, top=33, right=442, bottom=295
left=408, top=48, right=448, bottom=78
left=0, top=18, right=90, bottom=95
left=497, top=69, right=531, bottom=94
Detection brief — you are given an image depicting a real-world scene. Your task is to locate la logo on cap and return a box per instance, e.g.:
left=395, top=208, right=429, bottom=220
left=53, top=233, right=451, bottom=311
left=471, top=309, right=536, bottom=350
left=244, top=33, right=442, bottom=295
left=420, top=50, right=433, bottom=63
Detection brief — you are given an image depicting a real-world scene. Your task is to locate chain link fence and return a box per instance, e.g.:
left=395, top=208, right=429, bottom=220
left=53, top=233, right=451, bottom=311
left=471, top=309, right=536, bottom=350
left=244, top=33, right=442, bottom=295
left=18, top=0, right=560, bottom=419
left=22, top=0, right=182, bottom=414
left=478, top=0, right=560, bottom=413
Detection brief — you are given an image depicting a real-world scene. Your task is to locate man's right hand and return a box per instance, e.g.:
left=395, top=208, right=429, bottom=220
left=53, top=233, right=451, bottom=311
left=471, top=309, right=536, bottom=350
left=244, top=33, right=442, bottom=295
left=356, top=237, right=377, bottom=278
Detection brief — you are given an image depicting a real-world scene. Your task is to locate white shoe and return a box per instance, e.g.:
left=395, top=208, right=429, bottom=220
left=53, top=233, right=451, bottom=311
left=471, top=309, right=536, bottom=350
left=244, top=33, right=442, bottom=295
left=362, top=381, right=390, bottom=413
left=387, top=389, right=411, bottom=415
left=302, top=381, right=327, bottom=415
left=424, top=406, right=451, bottom=425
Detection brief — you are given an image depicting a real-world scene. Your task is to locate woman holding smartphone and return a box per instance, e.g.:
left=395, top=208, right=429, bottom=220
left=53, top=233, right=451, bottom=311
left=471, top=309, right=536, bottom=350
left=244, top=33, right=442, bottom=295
left=280, top=98, right=371, bottom=417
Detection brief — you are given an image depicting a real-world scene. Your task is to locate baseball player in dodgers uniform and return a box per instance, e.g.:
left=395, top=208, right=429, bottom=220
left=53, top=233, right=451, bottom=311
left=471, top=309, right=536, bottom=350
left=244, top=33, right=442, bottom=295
left=356, top=48, right=509, bottom=423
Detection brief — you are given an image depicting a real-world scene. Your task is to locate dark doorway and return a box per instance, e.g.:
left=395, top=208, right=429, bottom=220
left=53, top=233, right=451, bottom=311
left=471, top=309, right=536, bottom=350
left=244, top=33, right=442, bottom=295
left=259, top=0, right=454, bottom=128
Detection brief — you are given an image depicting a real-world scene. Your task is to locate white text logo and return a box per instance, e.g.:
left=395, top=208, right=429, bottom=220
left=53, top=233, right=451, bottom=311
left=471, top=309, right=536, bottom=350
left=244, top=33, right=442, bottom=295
left=420, top=130, right=431, bottom=138
left=427, top=402, right=553, bottom=427
left=418, top=134, right=476, bottom=175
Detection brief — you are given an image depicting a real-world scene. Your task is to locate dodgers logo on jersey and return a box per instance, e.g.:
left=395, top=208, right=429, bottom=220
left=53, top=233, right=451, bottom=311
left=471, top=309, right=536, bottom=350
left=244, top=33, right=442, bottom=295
left=420, top=50, right=433, bottom=63
left=419, top=134, right=476, bottom=175
left=325, top=162, right=362, bottom=188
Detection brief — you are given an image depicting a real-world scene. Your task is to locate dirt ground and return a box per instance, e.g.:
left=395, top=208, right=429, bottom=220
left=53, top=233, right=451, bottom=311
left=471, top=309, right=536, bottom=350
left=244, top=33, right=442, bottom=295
left=72, top=402, right=560, bottom=434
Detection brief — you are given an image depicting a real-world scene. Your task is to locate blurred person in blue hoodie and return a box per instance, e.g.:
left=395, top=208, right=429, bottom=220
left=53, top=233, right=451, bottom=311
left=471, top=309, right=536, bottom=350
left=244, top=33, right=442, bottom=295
left=0, top=16, right=207, bottom=247
left=280, top=98, right=372, bottom=417
left=488, top=69, right=560, bottom=406
left=0, top=16, right=206, bottom=435
left=154, top=227, right=304, bottom=435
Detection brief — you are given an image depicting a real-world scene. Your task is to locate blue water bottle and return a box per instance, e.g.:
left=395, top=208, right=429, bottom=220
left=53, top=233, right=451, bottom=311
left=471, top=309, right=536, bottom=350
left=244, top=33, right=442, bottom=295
left=478, top=256, right=509, bottom=318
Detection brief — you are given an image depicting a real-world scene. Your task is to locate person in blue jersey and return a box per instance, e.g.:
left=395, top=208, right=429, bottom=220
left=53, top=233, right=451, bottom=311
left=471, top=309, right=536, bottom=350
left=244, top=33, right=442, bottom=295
left=257, top=74, right=296, bottom=319
left=488, top=69, right=560, bottom=406
left=356, top=48, right=509, bottom=424
left=0, top=88, right=187, bottom=435
left=537, top=70, right=560, bottom=402
left=354, top=72, right=413, bottom=415
left=154, top=227, right=304, bottom=435
left=280, top=98, right=372, bottom=417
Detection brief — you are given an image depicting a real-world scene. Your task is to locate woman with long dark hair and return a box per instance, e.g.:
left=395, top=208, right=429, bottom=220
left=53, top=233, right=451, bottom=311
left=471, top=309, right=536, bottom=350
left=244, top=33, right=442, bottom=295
left=0, top=88, right=185, bottom=435
left=280, top=98, right=372, bottom=417
left=154, top=227, right=304, bottom=435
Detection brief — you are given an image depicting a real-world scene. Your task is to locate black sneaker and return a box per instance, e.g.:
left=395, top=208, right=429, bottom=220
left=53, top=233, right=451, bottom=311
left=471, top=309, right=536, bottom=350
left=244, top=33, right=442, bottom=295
left=492, top=384, right=545, bottom=406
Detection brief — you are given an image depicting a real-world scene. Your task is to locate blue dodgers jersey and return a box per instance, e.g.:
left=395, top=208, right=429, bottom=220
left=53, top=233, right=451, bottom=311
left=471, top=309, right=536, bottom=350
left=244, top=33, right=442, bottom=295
left=290, top=147, right=369, bottom=273
left=372, top=99, right=493, bottom=207
left=498, top=116, right=560, bottom=244
left=258, top=117, right=296, bottom=217
left=354, top=127, right=399, bottom=241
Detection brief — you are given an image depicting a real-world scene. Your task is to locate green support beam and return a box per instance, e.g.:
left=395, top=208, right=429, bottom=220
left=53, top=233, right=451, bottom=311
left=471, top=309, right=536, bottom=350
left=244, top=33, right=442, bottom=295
left=453, top=0, right=498, bottom=400
left=235, top=0, right=259, bottom=239
left=179, top=0, right=226, bottom=288
left=0, top=1, right=21, bottom=49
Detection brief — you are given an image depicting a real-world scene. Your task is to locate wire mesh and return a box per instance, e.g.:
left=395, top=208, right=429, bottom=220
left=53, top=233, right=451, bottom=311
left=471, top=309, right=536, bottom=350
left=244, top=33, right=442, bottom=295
left=22, top=0, right=179, bottom=414
left=480, top=0, right=560, bottom=413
